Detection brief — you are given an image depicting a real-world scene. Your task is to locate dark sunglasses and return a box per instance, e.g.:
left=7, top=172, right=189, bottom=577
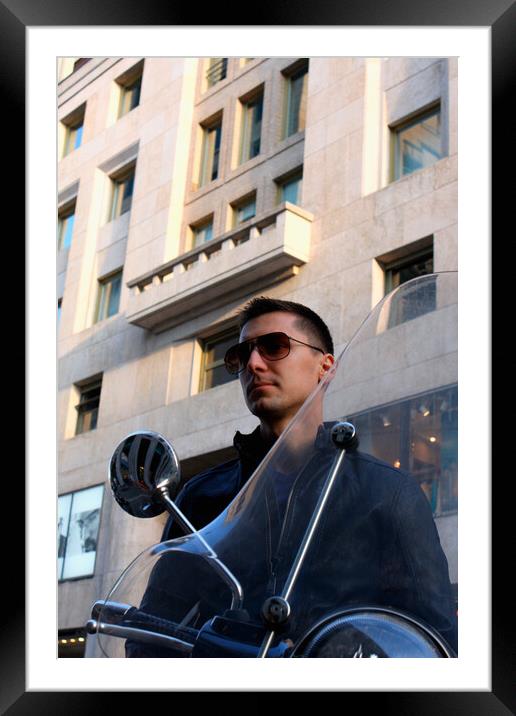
left=224, top=331, right=325, bottom=375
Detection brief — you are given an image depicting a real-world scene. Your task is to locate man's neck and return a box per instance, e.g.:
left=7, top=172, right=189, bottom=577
left=259, top=420, right=286, bottom=445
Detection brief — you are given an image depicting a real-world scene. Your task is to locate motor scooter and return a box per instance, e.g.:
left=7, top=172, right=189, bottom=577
left=86, top=272, right=458, bottom=658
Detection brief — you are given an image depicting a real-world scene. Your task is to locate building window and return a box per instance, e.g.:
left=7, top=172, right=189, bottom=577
left=57, top=298, right=62, bottom=323
left=95, top=270, right=123, bottom=323
left=191, top=217, right=214, bottom=249
left=74, top=376, right=102, bottom=435
left=109, top=165, right=135, bottom=221
left=58, top=484, right=104, bottom=581
left=117, top=61, right=144, bottom=118
left=276, top=168, right=303, bottom=205
left=239, top=89, right=263, bottom=164
left=206, top=58, right=228, bottom=88
left=58, top=628, right=87, bottom=658
left=380, top=245, right=434, bottom=326
left=231, top=193, right=256, bottom=228
left=284, top=60, right=308, bottom=138
left=200, top=330, right=240, bottom=392
left=349, top=385, right=458, bottom=516
left=392, top=104, right=442, bottom=180
left=384, top=248, right=434, bottom=294
left=62, top=105, right=85, bottom=157
left=199, top=116, right=222, bottom=187
left=58, top=202, right=76, bottom=250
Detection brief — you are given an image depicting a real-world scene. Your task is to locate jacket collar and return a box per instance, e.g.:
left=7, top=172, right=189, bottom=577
left=233, top=425, right=274, bottom=467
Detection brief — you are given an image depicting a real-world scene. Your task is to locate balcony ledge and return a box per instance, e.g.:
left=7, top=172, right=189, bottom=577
left=126, top=202, right=313, bottom=333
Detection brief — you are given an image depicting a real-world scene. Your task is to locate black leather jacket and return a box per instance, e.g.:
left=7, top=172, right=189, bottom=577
left=126, top=426, right=458, bottom=656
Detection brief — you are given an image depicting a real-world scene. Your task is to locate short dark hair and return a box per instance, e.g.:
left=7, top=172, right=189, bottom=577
left=238, top=296, right=334, bottom=355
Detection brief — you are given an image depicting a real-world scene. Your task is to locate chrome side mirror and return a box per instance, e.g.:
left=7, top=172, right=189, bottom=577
left=109, top=431, right=181, bottom=519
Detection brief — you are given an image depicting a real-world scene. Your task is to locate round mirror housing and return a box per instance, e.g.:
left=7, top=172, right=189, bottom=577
left=109, top=431, right=181, bottom=518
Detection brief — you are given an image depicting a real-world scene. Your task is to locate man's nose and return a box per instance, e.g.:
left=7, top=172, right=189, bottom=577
left=246, top=344, right=268, bottom=372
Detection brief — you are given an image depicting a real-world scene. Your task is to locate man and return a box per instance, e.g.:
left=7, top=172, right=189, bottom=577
left=126, top=297, right=458, bottom=656
left=160, top=297, right=335, bottom=542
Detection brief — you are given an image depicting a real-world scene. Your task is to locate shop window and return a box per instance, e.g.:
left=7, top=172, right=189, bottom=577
left=58, top=484, right=104, bottom=580
left=58, top=628, right=87, bottom=658
left=348, top=385, right=458, bottom=516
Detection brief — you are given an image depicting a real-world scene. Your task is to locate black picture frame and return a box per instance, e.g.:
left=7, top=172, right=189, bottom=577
left=11, top=0, right=509, bottom=711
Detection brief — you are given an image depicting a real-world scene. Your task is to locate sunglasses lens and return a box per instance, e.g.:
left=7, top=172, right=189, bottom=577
left=224, top=345, right=245, bottom=374
left=258, top=332, right=290, bottom=359
left=224, top=332, right=291, bottom=374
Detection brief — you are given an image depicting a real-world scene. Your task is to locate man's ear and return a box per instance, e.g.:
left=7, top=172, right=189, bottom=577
left=318, top=354, right=335, bottom=381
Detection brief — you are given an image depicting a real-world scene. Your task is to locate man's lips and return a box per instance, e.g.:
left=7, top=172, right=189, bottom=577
left=248, top=382, right=276, bottom=396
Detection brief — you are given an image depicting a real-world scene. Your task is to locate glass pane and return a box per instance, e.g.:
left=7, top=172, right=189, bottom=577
left=107, top=273, right=122, bottom=317
left=236, top=198, right=256, bottom=225
left=129, top=78, right=141, bottom=110
left=96, top=283, right=107, bottom=322
left=397, top=111, right=441, bottom=178
left=58, top=494, right=73, bottom=579
left=61, top=485, right=104, bottom=580
left=200, top=124, right=221, bottom=185
left=74, top=123, right=83, bottom=150
left=386, top=270, right=436, bottom=325
left=349, top=385, right=458, bottom=516
left=120, top=174, right=134, bottom=215
left=281, top=176, right=302, bottom=205
left=250, top=96, right=263, bottom=158
left=203, top=364, right=237, bottom=390
left=241, top=96, right=262, bottom=163
left=193, top=222, right=213, bottom=247
left=59, top=212, right=75, bottom=250
left=211, top=125, right=221, bottom=180
left=205, top=334, right=239, bottom=366
left=287, top=68, right=308, bottom=136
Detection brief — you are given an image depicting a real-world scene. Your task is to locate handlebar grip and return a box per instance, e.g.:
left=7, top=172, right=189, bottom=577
left=123, top=607, right=199, bottom=643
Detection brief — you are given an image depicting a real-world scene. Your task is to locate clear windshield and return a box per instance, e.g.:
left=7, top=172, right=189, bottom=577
left=93, top=272, right=457, bottom=657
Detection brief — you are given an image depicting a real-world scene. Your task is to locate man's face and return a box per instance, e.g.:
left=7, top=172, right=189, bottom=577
left=238, top=311, right=332, bottom=427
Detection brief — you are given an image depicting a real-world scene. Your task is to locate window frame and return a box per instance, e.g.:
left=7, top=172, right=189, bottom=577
left=190, top=216, right=214, bottom=249
left=61, top=104, right=86, bottom=158
left=109, top=164, right=135, bottom=221
left=391, top=103, right=442, bottom=181
left=199, top=328, right=240, bottom=392
left=231, top=192, right=257, bottom=229
left=94, top=269, right=123, bottom=324
left=205, top=58, right=228, bottom=89
left=275, top=167, right=304, bottom=206
left=74, top=376, right=103, bottom=436
left=116, top=60, right=144, bottom=119
left=283, top=60, right=309, bottom=139
left=239, top=88, right=264, bottom=165
left=58, top=483, right=104, bottom=582
left=57, top=201, right=76, bottom=251
left=384, top=247, right=434, bottom=294
left=199, top=114, right=223, bottom=187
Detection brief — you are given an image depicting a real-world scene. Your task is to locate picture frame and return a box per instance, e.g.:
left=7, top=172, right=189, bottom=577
left=14, top=0, right=508, bottom=709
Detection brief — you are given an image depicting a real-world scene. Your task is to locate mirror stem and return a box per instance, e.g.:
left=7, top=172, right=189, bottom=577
left=157, top=488, right=245, bottom=611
